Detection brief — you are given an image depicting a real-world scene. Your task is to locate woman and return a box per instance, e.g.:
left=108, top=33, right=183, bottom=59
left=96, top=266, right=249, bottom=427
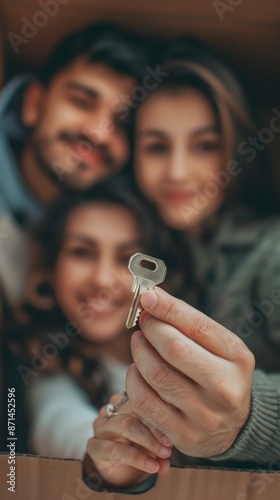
left=7, top=175, right=184, bottom=467
left=84, top=38, right=280, bottom=492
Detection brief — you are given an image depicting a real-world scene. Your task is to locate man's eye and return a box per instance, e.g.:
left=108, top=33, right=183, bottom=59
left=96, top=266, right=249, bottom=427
left=69, top=96, right=91, bottom=110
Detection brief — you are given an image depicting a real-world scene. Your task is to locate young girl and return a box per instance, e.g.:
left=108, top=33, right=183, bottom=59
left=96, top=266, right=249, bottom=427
left=84, top=37, right=280, bottom=492
left=8, top=175, right=184, bottom=465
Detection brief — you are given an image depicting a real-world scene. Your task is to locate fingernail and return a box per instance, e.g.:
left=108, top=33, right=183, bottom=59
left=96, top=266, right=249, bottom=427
left=145, top=458, right=159, bottom=472
left=141, top=290, right=158, bottom=310
left=159, top=446, right=172, bottom=458
left=139, top=311, right=150, bottom=328
left=131, top=330, right=143, bottom=343
left=160, top=435, right=172, bottom=447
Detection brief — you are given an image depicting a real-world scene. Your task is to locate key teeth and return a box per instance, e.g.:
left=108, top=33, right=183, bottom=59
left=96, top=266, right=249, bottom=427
left=126, top=307, right=142, bottom=329
left=133, top=308, right=141, bottom=327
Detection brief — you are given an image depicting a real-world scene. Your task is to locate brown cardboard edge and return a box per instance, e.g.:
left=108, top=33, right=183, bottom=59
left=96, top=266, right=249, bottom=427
left=1, top=453, right=280, bottom=500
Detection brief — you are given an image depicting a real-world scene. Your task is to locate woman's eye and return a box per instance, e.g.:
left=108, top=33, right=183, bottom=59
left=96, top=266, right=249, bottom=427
left=68, top=247, right=93, bottom=258
left=144, top=143, right=167, bottom=154
left=195, top=140, right=221, bottom=152
left=118, top=255, right=132, bottom=266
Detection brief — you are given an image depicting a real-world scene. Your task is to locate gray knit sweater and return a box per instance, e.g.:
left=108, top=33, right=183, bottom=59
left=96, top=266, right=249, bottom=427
left=188, top=208, right=280, bottom=465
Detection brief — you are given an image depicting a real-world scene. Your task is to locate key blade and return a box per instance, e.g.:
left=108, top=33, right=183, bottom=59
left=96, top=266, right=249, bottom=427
left=126, top=283, right=142, bottom=329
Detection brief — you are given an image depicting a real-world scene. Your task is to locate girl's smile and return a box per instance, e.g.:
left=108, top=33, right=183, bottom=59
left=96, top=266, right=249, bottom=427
left=53, top=202, right=143, bottom=344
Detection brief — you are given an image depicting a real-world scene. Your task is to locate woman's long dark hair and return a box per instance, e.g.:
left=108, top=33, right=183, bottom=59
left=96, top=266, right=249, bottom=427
left=8, top=174, right=191, bottom=408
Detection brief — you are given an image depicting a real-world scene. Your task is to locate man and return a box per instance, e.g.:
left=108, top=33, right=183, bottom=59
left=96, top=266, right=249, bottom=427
left=0, top=22, right=148, bottom=304
left=0, top=21, right=150, bottom=455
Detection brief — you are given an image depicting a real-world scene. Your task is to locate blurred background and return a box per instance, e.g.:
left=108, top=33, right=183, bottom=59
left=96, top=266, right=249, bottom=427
left=0, top=0, right=279, bottom=178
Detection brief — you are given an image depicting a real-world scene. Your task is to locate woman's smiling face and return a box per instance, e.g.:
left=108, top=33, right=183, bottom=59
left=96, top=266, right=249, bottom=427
left=53, top=202, right=143, bottom=343
left=135, top=88, right=225, bottom=232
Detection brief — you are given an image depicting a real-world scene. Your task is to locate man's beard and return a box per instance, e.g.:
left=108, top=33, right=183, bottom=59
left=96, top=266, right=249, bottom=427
left=29, top=131, right=117, bottom=189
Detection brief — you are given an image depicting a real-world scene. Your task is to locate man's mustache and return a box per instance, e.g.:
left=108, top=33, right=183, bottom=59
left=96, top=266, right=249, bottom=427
left=58, top=131, right=115, bottom=168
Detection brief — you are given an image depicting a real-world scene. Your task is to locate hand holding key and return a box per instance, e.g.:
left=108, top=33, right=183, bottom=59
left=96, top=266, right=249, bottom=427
left=84, top=256, right=171, bottom=491
left=126, top=253, right=167, bottom=329
left=126, top=287, right=255, bottom=459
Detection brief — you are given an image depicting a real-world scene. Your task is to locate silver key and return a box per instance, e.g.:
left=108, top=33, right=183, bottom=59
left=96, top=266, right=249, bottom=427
left=126, top=253, right=167, bottom=329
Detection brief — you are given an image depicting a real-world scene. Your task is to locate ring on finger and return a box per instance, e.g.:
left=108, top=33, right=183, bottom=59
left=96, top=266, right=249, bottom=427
left=105, top=390, right=128, bottom=418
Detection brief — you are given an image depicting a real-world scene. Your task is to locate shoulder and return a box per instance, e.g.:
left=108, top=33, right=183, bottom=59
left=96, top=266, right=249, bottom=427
left=215, top=209, right=280, bottom=275
left=28, top=372, right=91, bottom=402
left=241, top=215, right=280, bottom=281
left=0, top=74, right=36, bottom=113
left=220, top=209, right=280, bottom=249
left=253, top=215, right=280, bottom=249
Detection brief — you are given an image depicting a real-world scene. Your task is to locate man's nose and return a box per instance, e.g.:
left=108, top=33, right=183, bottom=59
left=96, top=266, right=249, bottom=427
left=84, top=111, right=116, bottom=147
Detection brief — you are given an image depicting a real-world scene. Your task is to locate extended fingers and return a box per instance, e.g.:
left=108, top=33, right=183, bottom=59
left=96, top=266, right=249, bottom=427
left=126, top=362, right=185, bottom=440
left=87, top=438, right=168, bottom=478
left=131, top=327, right=230, bottom=396
left=126, top=361, right=253, bottom=458
left=140, top=288, right=248, bottom=361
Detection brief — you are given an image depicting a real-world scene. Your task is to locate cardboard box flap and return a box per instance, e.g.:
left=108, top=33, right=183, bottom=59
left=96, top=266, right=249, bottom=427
left=1, top=454, right=280, bottom=500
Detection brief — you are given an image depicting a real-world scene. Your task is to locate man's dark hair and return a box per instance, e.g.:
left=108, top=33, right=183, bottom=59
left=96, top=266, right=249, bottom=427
left=39, top=22, right=148, bottom=85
